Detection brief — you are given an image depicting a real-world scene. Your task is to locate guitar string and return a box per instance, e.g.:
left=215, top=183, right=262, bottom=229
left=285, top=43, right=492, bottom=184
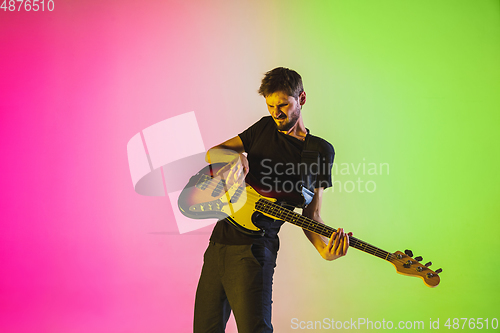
left=193, top=176, right=392, bottom=260
left=194, top=176, right=411, bottom=265
left=191, top=175, right=436, bottom=273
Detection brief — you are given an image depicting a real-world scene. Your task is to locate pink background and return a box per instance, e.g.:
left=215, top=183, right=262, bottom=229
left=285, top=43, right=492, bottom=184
left=2, top=1, right=499, bottom=332
left=0, top=1, right=264, bottom=331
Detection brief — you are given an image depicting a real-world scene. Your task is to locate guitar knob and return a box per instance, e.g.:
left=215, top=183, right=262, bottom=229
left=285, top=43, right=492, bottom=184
left=414, top=256, right=423, bottom=261
left=425, top=262, right=432, bottom=267
left=405, top=249, right=413, bottom=257
left=435, top=268, right=442, bottom=274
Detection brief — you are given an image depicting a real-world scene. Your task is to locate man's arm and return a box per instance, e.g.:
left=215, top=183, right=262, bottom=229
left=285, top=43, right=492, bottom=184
left=205, top=136, right=245, bottom=163
left=302, top=188, right=350, bottom=261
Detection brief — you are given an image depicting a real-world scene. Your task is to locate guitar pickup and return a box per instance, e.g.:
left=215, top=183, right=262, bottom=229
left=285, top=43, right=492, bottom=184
left=211, top=179, right=226, bottom=197
left=195, top=175, right=212, bottom=190
left=229, top=186, right=244, bottom=203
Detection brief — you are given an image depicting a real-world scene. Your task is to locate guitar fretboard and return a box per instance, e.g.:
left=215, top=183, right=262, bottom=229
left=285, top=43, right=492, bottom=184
left=255, top=199, right=392, bottom=261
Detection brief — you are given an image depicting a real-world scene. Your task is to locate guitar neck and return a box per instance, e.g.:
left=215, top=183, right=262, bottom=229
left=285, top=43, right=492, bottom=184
left=255, top=199, right=392, bottom=261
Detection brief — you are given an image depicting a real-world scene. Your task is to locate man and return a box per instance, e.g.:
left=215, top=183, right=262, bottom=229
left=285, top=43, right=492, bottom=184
left=194, top=67, right=350, bottom=333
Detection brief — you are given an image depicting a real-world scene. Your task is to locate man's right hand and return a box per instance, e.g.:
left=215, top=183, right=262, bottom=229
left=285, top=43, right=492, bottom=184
left=216, top=154, right=249, bottom=188
left=205, top=136, right=248, bottom=188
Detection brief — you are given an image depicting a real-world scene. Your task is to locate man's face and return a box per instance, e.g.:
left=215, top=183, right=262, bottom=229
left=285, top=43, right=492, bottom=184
left=265, top=91, right=305, bottom=132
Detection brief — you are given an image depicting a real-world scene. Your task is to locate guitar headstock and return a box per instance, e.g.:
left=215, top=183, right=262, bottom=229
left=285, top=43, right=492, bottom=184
left=390, top=250, right=441, bottom=287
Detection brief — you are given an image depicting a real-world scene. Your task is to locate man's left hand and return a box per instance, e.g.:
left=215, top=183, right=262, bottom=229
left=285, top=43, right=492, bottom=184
left=320, top=228, right=352, bottom=261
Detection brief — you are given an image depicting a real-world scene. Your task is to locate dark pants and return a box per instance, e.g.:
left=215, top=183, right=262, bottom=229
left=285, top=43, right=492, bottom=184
left=194, top=242, right=277, bottom=333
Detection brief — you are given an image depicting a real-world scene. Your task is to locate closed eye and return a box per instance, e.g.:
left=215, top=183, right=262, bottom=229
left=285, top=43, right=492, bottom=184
left=267, top=103, right=288, bottom=108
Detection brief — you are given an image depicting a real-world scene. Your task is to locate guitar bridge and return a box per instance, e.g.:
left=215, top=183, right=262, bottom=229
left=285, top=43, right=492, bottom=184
left=190, top=199, right=224, bottom=212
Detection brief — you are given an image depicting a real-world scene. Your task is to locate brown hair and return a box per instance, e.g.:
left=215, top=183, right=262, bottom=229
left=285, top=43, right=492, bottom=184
left=258, top=67, right=304, bottom=99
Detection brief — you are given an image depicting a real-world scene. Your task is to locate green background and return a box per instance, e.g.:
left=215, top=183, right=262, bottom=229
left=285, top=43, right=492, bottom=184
left=262, top=0, right=500, bottom=331
left=1, top=0, right=498, bottom=331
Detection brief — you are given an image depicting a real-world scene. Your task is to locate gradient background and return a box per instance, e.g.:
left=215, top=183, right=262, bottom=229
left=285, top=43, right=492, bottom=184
left=1, top=0, right=499, bottom=332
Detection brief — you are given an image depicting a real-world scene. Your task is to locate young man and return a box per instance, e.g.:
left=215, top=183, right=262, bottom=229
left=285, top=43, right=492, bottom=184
left=194, top=67, right=350, bottom=333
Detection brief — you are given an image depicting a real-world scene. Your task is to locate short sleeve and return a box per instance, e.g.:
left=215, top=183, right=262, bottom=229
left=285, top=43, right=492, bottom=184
left=316, top=140, right=334, bottom=189
left=305, top=135, right=334, bottom=189
left=238, top=117, right=270, bottom=153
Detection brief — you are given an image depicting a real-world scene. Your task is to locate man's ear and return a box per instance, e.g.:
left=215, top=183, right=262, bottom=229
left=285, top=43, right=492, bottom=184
left=299, top=91, right=306, bottom=106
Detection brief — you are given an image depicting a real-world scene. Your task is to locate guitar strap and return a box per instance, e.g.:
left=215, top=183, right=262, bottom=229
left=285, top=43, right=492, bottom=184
left=300, top=133, right=322, bottom=208
left=249, top=132, right=325, bottom=231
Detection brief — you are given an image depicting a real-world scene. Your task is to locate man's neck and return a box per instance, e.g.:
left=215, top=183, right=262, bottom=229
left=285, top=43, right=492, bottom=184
left=279, top=116, right=307, bottom=141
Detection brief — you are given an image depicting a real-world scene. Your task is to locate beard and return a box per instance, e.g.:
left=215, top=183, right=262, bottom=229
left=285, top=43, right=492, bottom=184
left=276, top=104, right=301, bottom=131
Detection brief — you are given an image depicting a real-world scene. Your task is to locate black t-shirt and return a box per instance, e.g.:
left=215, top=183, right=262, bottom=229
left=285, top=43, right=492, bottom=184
left=209, top=116, right=334, bottom=253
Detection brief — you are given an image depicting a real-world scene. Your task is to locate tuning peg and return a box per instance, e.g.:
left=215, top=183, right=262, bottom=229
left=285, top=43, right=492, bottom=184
left=414, top=256, right=423, bottom=261
left=405, top=249, right=413, bottom=257
left=425, top=262, right=432, bottom=267
left=435, top=268, right=442, bottom=274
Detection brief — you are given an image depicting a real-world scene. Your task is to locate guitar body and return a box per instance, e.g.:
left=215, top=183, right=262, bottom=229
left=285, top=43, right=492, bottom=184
left=179, top=163, right=442, bottom=287
left=178, top=163, right=278, bottom=236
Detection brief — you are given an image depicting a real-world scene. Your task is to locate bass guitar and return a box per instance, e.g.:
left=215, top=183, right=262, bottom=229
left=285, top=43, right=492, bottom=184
left=178, top=163, right=442, bottom=287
